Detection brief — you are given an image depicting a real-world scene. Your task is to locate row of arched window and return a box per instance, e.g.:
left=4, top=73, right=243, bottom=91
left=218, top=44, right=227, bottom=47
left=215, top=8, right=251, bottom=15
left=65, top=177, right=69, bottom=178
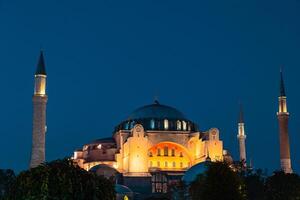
left=149, top=147, right=183, bottom=157
left=149, top=161, right=189, bottom=168
left=116, top=118, right=197, bottom=132
left=150, top=119, right=189, bottom=131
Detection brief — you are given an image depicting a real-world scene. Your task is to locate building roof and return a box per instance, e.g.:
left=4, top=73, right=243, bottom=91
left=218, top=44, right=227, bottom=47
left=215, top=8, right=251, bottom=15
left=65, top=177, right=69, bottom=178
left=35, top=51, right=47, bottom=75
left=88, top=137, right=115, bottom=144
left=128, top=101, right=186, bottom=120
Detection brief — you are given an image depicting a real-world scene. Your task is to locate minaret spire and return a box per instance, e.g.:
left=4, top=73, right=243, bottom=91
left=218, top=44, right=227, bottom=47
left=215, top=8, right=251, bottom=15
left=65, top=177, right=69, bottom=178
left=35, top=50, right=47, bottom=76
left=277, top=67, right=292, bottom=173
left=30, top=50, right=48, bottom=168
left=239, top=103, right=244, bottom=123
left=237, top=103, right=247, bottom=167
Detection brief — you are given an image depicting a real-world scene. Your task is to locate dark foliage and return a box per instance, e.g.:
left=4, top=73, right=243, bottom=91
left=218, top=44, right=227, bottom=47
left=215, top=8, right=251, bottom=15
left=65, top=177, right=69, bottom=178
left=5, top=159, right=115, bottom=200
left=189, top=162, right=246, bottom=200
left=0, top=169, right=15, bottom=199
left=265, top=171, right=300, bottom=200
left=242, top=169, right=265, bottom=200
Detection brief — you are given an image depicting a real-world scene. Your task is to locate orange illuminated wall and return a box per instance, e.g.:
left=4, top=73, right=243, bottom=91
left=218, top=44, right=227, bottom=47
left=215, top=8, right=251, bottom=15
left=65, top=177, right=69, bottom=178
left=148, top=142, right=192, bottom=171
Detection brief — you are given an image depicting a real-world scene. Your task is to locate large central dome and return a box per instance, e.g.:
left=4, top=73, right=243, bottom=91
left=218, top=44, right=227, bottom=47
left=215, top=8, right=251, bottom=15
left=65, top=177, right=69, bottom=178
left=114, top=101, right=198, bottom=132
left=128, top=101, right=186, bottom=120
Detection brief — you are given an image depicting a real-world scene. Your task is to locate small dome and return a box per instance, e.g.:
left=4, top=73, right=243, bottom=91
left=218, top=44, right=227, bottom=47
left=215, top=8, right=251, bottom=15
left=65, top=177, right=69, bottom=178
left=128, top=101, right=186, bottom=120
left=182, top=162, right=208, bottom=184
left=115, top=184, right=133, bottom=194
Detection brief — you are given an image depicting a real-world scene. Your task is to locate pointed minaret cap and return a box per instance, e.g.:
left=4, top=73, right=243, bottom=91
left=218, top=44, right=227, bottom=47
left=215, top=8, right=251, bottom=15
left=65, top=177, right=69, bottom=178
left=239, top=103, right=244, bottom=123
left=280, top=66, right=286, bottom=97
left=35, top=50, right=47, bottom=76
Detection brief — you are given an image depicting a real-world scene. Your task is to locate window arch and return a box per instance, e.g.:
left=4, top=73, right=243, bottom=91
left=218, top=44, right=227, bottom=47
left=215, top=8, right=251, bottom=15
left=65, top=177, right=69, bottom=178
left=150, top=119, right=155, bottom=129
left=172, top=162, right=176, bottom=168
left=164, top=119, right=169, bottom=130
left=182, top=120, right=187, bottom=131
left=164, top=146, right=168, bottom=156
left=177, top=120, right=182, bottom=130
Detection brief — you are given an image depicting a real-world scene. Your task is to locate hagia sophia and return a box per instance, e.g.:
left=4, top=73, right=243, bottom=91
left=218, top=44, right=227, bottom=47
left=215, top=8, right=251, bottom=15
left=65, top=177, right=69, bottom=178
left=29, top=51, right=293, bottom=199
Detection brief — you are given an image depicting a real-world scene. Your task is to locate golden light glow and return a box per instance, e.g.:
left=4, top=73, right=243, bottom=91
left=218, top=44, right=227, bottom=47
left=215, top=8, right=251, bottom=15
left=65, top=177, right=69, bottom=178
left=148, top=142, right=192, bottom=171
left=34, top=75, right=46, bottom=96
left=278, top=97, right=288, bottom=113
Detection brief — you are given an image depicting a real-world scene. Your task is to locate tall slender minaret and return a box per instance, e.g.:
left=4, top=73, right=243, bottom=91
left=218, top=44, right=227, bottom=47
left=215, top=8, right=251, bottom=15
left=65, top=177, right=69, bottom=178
left=30, top=51, right=48, bottom=168
left=237, top=104, right=247, bottom=166
left=277, top=68, right=292, bottom=173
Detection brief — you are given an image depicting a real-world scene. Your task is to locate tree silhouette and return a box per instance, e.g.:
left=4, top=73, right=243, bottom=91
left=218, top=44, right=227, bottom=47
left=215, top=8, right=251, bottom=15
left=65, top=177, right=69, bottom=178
left=0, top=169, right=15, bottom=199
left=6, top=159, right=115, bottom=200
left=265, top=171, right=300, bottom=200
left=189, top=162, right=246, bottom=200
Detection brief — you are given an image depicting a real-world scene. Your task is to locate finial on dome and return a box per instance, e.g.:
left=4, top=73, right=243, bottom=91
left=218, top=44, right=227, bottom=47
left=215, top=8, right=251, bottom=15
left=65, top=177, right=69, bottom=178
left=153, top=94, right=160, bottom=105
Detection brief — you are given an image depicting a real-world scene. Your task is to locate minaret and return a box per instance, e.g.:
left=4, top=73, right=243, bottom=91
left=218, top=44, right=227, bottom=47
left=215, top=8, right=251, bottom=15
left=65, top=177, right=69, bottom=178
left=30, top=51, right=48, bottom=168
left=277, top=68, right=292, bottom=173
left=237, top=104, right=247, bottom=166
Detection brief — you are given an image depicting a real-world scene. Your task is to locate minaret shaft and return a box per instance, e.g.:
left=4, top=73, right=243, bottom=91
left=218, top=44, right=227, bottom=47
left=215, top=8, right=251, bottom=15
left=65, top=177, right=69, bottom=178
left=237, top=104, right=247, bottom=165
left=30, top=96, right=48, bottom=168
left=277, top=100, right=292, bottom=173
left=30, top=51, right=48, bottom=168
left=237, top=123, right=246, bottom=162
left=277, top=69, right=292, bottom=173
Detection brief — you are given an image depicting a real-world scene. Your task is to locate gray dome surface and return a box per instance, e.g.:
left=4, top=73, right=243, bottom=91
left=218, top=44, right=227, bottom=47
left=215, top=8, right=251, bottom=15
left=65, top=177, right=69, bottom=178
left=128, top=101, right=186, bottom=120
left=182, top=162, right=208, bottom=184
left=115, top=184, right=133, bottom=194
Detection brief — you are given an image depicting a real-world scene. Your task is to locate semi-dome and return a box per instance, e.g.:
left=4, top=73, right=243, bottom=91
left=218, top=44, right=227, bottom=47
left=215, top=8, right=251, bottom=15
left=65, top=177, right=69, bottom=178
left=128, top=100, right=186, bottom=120
left=114, top=101, right=199, bottom=132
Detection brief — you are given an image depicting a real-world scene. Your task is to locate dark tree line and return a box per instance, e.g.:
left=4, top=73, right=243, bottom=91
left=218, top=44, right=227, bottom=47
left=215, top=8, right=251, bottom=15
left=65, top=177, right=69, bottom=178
left=0, top=159, right=115, bottom=200
left=0, top=169, right=15, bottom=199
left=1, top=160, right=300, bottom=200
left=189, top=162, right=300, bottom=200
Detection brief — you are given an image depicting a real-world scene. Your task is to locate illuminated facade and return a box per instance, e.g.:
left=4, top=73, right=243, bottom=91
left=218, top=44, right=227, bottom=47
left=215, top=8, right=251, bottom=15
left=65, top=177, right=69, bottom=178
left=73, top=101, right=225, bottom=194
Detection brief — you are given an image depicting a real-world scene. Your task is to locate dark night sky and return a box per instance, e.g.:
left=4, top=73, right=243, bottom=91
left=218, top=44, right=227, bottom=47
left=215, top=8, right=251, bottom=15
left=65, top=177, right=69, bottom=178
left=0, top=0, right=299, bottom=173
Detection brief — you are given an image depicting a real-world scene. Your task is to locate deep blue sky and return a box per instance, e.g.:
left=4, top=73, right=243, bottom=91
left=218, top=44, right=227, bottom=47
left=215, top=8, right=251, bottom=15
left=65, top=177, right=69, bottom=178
left=0, top=0, right=299, bottom=173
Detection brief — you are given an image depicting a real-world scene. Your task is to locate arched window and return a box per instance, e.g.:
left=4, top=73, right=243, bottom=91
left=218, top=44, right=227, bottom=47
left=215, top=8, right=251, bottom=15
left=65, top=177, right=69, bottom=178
left=164, top=146, right=168, bottom=156
left=171, top=149, right=175, bottom=156
left=172, top=162, right=176, bottom=168
left=180, top=162, right=183, bottom=168
left=188, top=123, right=192, bottom=131
left=177, top=120, right=182, bottom=130
left=157, top=148, right=161, bottom=156
left=164, top=119, right=169, bottom=130
left=165, top=162, right=168, bottom=167
left=150, top=119, right=155, bottom=129
left=182, top=121, right=187, bottom=131
left=157, top=161, right=160, bottom=167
